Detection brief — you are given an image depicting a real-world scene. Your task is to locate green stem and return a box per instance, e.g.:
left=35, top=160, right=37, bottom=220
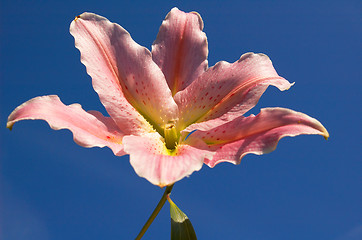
left=135, top=184, right=174, bottom=240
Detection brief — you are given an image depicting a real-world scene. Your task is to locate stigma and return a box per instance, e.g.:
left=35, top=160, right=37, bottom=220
left=164, top=122, right=178, bottom=150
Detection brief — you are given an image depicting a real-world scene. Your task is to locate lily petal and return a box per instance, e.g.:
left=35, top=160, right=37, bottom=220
left=174, top=53, right=293, bottom=129
left=152, top=7, right=208, bottom=95
left=123, top=133, right=214, bottom=187
left=7, top=95, right=125, bottom=155
left=185, top=108, right=329, bottom=167
left=70, top=13, right=178, bottom=134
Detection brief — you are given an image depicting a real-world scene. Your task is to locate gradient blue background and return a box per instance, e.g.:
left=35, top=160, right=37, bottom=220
left=1, top=0, right=361, bottom=239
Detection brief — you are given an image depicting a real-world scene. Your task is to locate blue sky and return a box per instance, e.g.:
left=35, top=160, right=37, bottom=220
left=1, top=0, right=361, bottom=239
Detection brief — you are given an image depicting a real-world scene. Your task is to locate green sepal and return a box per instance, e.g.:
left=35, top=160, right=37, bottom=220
left=168, top=196, right=197, bottom=240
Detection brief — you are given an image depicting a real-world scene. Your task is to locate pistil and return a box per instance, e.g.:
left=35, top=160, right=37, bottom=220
left=164, top=122, right=178, bottom=150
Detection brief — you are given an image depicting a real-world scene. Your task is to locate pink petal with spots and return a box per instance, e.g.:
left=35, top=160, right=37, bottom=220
left=7, top=95, right=125, bottom=156
left=152, top=7, right=208, bottom=95
left=123, top=133, right=214, bottom=186
left=70, top=13, right=178, bottom=134
left=186, top=108, right=329, bottom=167
left=174, top=53, right=293, bottom=129
left=183, top=113, right=237, bottom=133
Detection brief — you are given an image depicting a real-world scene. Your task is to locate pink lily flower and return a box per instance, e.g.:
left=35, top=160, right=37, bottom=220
left=7, top=8, right=328, bottom=187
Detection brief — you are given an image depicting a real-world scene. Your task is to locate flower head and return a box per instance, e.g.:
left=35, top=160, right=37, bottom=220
left=7, top=8, right=328, bottom=187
